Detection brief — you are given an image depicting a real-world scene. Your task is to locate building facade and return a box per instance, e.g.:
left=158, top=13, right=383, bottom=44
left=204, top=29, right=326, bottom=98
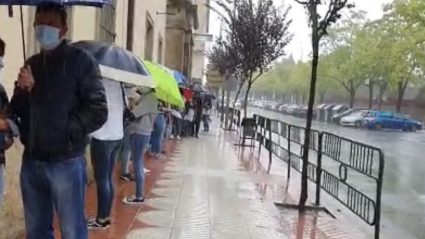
left=164, top=0, right=199, bottom=80
left=0, top=0, right=168, bottom=94
left=191, top=0, right=211, bottom=81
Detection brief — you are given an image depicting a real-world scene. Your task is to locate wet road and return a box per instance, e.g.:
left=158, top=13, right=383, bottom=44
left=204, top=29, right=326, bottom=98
left=249, top=107, right=425, bottom=239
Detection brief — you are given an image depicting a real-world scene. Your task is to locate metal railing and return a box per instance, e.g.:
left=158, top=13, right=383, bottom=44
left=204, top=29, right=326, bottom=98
left=229, top=109, right=385, bottom=239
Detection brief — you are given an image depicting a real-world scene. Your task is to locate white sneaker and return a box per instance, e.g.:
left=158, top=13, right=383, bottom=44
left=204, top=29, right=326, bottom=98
left=143, top=167, right=150, bottom=173
left=177, top=136, right=181, bottom=140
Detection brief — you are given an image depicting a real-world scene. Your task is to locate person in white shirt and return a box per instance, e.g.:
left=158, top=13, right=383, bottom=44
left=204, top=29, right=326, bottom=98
left=87, top=78, right=125, bottom=229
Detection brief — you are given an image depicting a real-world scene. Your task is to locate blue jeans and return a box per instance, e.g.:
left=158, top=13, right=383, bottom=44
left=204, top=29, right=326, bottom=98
left=120, top=128, right=131, bottom=175
left=202, top=115, right=210, bottom=131
left=0, top=164, right=3, bottom=216
left=151, top=114, right=166, bottom=154
left=90, top=138, right=122, bottom=219
left=130, top=134, right=150, bottom=198
left=20, top=156, right=87, bottom=239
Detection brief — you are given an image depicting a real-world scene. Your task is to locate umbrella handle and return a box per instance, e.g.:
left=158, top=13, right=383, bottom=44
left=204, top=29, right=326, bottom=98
left=19, top=4, right=26, bottom=61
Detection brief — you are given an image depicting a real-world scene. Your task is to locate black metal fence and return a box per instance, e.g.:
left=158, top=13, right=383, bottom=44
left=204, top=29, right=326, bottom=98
left=230, top=108, right=385, bottom=239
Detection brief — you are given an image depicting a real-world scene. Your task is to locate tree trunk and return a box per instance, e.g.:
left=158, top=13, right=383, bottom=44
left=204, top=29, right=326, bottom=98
left=299, top=2, right=319, bottom=212
left=396, top=81, right=406, bottom=113
left=368, top=82, right=374, bottom=109
left=349, top=89, right=356, bottom=108
left=319, top=91, right=325, bottom=103
left=243, top=82, right=252, bottom=118
left=230, top=82, right=245, bottom=129
left=220, top=88, right=225, bottom=123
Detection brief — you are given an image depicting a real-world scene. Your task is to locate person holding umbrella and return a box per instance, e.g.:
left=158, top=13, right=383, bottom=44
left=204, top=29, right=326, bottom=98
left=0, top=2, right=108, bottom=239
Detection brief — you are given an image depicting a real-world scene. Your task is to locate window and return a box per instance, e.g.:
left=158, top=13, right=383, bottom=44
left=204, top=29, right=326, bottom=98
left=144, top=14, right=154, bottom=61
left=378, top=112, right=392, bottom=118
left=98, top=0, right=116, bottom=43
left=157, top=36, right=163, bottom=64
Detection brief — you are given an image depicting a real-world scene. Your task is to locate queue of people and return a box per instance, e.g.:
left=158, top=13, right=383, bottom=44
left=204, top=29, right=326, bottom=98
left=0, top=2, right=185, bottom=239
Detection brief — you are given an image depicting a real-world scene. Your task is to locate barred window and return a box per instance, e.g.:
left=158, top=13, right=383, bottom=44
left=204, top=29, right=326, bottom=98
left=98, top=0, right=116, bottom=43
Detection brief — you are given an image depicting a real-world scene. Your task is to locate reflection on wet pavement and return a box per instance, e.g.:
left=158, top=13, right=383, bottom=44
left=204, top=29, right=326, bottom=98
left=251, top=107, right=425, bottom=239
left=126, top=121, right=367, bottom=239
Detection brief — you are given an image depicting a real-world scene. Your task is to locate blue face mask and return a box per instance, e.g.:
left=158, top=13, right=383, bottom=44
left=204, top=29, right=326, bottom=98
left=35, top=25, right=61, bottom=50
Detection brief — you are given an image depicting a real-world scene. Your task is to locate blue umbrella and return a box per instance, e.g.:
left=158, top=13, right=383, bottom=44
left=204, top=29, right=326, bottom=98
left=71, top=40, right=154, bottom=87
left=172, top=70, right=187, bottom=84
left=0, top=0, right=111, bottom=6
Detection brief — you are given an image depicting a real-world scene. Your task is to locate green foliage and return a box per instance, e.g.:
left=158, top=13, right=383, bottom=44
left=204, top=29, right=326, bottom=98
left=253, top=1, right=425, bottom=109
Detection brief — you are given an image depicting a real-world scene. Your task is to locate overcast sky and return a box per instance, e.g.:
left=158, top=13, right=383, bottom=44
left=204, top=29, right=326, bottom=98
left=207, top=0, right=392, bottom=62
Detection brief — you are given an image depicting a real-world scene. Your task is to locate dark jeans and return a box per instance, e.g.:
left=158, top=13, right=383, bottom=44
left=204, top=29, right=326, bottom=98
left=192, top=119, right=201, bottom=136
left=21, top=156, right=87, bottom=239
left=202, top=115, right=210, bottom=131
left=172, top=116, right=182, bottom=137
left=151, top=114, right=166, bottom=154
left=90, top=138, right=122, bottom=219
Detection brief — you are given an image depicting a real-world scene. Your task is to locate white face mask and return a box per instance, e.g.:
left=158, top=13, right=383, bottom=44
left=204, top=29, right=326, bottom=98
left=0, top=57, right=3, bottom=71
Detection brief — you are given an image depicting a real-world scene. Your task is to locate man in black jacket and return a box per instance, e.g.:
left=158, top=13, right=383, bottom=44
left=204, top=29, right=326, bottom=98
left=0, top=3, right=107, bottom=239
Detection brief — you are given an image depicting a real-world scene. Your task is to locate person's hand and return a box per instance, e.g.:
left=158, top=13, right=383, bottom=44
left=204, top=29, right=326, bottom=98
left=0, top=118, right=9, bottom=132
left=17, top=65, right=34, bottom=91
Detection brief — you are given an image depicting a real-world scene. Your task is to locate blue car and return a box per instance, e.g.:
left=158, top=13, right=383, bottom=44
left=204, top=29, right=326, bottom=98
left=363, top=111, right=422, bottom=131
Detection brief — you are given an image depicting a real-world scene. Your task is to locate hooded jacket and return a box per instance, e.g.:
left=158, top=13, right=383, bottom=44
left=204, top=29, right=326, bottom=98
left=9, top=41, right=107, bottom=162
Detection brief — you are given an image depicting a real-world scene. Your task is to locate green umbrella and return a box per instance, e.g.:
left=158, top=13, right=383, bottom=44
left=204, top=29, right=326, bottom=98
left=143, top=60, right=184, bottom=107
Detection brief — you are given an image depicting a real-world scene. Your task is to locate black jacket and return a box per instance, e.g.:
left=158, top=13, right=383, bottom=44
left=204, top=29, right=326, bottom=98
left=10, top=41, right=108, bottom=162
left=0, top=84, right=9, bottom=165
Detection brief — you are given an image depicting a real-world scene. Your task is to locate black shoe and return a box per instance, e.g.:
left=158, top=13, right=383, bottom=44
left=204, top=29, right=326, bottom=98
left=122, top=196, right=145, bottom=205
left=87, top=218, right=110, bottom=229
left=119, top=173, right=135, bottom=182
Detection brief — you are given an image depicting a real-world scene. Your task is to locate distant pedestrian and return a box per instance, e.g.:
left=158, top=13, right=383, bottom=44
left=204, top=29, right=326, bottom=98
left=150, top=101, right=167, bottom=159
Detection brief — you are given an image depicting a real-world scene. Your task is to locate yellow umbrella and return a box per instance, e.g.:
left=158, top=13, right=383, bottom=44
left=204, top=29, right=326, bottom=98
left=143, top=60, right=184, bottom=107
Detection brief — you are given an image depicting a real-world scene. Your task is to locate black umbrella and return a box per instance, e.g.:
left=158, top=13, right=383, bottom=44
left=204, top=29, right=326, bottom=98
left=71, top=40, right=154, bottom=87
left=190, top=82, right=207, bottom=92
left=201, top=92, right=216, bottom=100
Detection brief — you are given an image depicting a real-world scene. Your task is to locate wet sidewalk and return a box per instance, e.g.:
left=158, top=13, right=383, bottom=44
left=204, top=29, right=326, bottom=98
left=57, top=121, right=368, bottom=239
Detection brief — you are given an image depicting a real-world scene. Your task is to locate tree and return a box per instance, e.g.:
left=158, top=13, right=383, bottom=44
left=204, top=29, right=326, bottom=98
left=211, top=0, right=293, bottom=117
left=207, top=37, right=241, bottom=123
left=294, top=0, right=354, bottom=212
left=383, top=0, right=425, bottom=112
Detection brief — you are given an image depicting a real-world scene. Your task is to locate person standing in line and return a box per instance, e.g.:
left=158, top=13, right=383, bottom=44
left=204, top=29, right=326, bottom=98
left=87, top=79, right=125, bottom=229
left=0, top=38, right=16, bottom=216
left=150, top=101, right=166, bottom=159
left=0, top=3, right=108, bottom=239
left=202, top=101, right=212, bottom=132
left=123, top=90, right=157, bottom=204
left=119, top=126, right=134, bottom=181
left=193, top=96, right=203, bottom=138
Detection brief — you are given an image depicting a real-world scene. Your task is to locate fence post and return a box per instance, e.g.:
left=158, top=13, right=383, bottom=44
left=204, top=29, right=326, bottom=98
left=268, top=120, right=272, bottom=165
left=315, top=132, right=323, bottom=205
left=287, top=124, right=291, bottom=179
left=375, top=152, right=385, bottom=239
left=257, top=116, right=262, bottom=155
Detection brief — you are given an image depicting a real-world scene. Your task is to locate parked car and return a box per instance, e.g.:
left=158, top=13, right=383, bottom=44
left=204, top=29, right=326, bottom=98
left=293, top=105, right=307, bottom=117
left=363, top=111, right=422, bottom=131
left=286, top=104, right=298, bottom=114
left=332, top=108, right=367, bottom=124
left=340, top=110, right=373, bottom=128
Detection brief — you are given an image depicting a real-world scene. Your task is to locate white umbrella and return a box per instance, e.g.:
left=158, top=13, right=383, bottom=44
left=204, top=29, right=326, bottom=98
left=169, top=109, right=182, bottom=119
